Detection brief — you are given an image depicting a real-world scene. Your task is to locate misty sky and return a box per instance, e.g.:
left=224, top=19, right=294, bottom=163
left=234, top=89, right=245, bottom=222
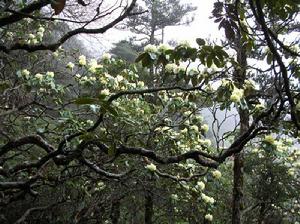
left=81, top=0, right=221, bottom=55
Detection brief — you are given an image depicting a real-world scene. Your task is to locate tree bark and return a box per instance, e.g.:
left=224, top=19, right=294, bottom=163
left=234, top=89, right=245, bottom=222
left=232, top=23, right=249, bottom=224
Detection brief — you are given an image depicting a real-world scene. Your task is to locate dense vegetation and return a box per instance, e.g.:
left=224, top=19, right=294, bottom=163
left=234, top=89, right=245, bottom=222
left=0, top=0, right=299, bottom=223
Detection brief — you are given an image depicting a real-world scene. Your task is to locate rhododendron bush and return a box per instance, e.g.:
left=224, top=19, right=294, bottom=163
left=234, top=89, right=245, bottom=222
left=0, top=0, right=299, bottom=223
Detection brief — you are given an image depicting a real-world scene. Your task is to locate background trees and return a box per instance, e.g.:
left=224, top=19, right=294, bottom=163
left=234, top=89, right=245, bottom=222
left=121, top=0, right=196, bottom=45
left=0, top=0, right=300, bottom=223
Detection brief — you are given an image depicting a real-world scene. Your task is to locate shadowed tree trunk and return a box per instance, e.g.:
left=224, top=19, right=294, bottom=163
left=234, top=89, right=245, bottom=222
left=232, top=25, right=249, bottom=224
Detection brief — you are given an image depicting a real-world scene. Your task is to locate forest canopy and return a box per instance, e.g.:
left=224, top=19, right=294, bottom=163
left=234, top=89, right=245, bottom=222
left=0, top=0, right=299, bottom=223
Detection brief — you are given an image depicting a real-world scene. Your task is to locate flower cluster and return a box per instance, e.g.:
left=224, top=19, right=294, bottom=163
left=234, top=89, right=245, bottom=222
left=27, top=26, right=45, bottom=44
left=264, top=135, right=275, bottom=145
left=144, top=44, right=157, bottom=53
left=88, top=59, right=103, bottom=73
left=230, top=87, right=244, bottom=103
left=201, top=193, right=215, bottom=204
left=165, top=63, right=178, bottom=73
left=196, top=181, right=205, bottom=190
left=212, top=170, right=222, bottom=179
left=145, top=163, right=157, bottom=172
left=205, top=214, right=213, bottom=221
left=158, top=43, right=171, bottom=52
left=102, top=52, right=112, bottom=61
left=79, top=55, right=86, bottom=66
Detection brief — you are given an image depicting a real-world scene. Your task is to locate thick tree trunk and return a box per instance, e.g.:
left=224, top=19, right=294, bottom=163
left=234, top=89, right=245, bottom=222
left=232, top=153, right=244, bottom=224
left=232, top=111, right=248, bottom=224
left=232, top=26, right=248, bottom=224
left=144, top=191, right=154, bottom=224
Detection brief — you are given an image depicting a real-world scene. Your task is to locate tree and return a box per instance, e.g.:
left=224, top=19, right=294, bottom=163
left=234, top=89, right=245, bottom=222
left=110, top=39, right=140, bottom=62
left=0, top=0, right=300, bottom=223
left=122, top=0, right=197, bottom=44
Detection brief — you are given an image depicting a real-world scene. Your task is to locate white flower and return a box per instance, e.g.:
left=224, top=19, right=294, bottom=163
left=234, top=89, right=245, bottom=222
left=171, top=194, right=178, bottom=200
left=144, top=44, right=157, bottom=53
left=200, top=139, right=211, bottom=147
left=21, top=69, right=30, bottom=78
left=67, top=62, right=75, bottom=69
left=288, top=168, right=295, bottom=176
left=78, top=55, right=86, bottom=66
left=165, top=63, right=177, bottom=73
left=35, top=73, right=43, bottom=80
left=137, top=81, right=144, bottom=88
left=89, top=58, right=98, bottom=66
left=204, top=214, right=213, bottom=221
left=180, top=128, right=188, bottom=134
left=100, top=89, right=110, bottom=96
left=90, top=77, right=96, bottom=82
left=201, top=193, right=215, bottom=204
left=179, top=40, right=190, bottom=48
left=158, top=43, right=171, bottom=52
left=102, top=52, right=111, bottom=60
left=145, top=163, right=156, bottom=172
left=99, top=77, right=108, bottom=85
left=31, top=39, right=38, bottom=44
left=264, top=135, right=275, bottom=145
left=183, top=111, right=191, bottom=117
left=53, top=51, right=59, bottom=57
left=46, top=71, right=54, bottom=78
left=86, top=120, right=94, bottom=125
left=197, top=181, right=205, bottom=190
left=230, top=87, right=244, bottom=103
left=184, top=120, right=190, bottom=126
left=294, top=161, right=300, bottom=168
left=176, top=65, right=186, bottom=73
left=38, top=27, right=45, bottom=33
left=212, top=170, right=222, bottom=179
left=36, top=32, right=44, bottom=40
left=28, top=33, right=35, bottom=39
left=274, top=140, right=287, bottom=152
left=190, top=125, right=199, bottom=133
left=201, top=124, right=209, bottom=133
left=188, top=68, right=198, bottom=76
left=194, top=115, right=203, bottom=123
left=285, top=138, right=293, bottom=145
left=88, top=59, right=102, bottom=73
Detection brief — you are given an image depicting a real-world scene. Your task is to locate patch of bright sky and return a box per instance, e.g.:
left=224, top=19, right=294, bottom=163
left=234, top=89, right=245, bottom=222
left=164, top=0, right=222, bottom=45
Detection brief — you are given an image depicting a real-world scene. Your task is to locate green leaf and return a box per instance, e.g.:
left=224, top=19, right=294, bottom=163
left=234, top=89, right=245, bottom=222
left=135, top=53, right=146, bottom=63
left=141, top=54, right=153, bottom=68
left=196, top=38, right=206, bottom=46
left=207, top=54, right=213, bottom=67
